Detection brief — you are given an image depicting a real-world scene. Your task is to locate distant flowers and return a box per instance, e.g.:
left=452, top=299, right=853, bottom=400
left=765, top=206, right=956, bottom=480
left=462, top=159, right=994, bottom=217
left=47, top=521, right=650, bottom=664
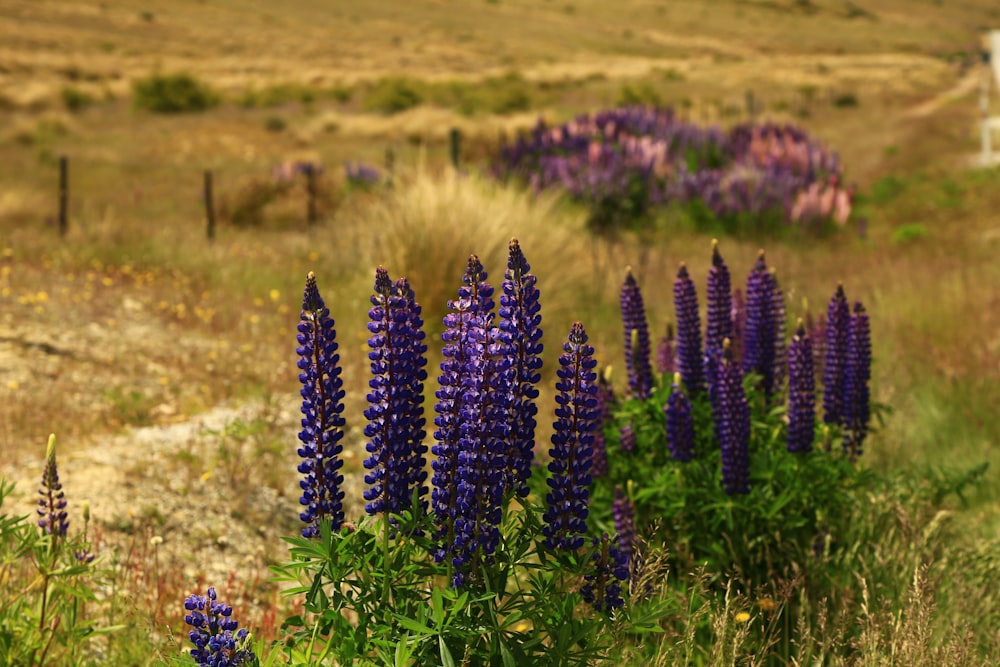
left=493, top=107, right=853, bottom=232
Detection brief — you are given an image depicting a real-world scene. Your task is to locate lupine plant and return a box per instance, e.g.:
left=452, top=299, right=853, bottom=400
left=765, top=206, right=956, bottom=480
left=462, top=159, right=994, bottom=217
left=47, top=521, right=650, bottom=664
left=592, top=241, right=877, bottom=598
left=268, top=240, right=670, bottom=666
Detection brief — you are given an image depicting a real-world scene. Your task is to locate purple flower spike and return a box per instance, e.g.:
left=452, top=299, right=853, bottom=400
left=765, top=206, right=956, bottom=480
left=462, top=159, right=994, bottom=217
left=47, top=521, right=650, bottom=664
left=714, top=341, right=751, bottom=495
left=363, top=268, right=429, bottom=521
left=822, top=284, right=850, bottom=426
left=620, top=269, right=654, bottom=400
left=580, top=533, right=629, bottom=613
left=184, top=586, right=255, bottom=667
left=619, top=423, right=637, bottom=454
left=730, top=288, right=746, bottom=366
left=655, top=323, right=676, bottom=376
left=37, top=434, right=69, bottom=538
left=771, top=271, right=787, bottom=393
left=612, top=485, right=637, bottom=568
left=674, top=263, right=704, bottom=394
left=591, top=368, right=615, bottom=477
left=499, top=238, right=543, bottom=498
left=787, top=320, right=816, bottom=453
left=705, top=240, right=732, bottom=391
left=665, top=372, right=695, bottom=462
left=296, top=273, right=346, bottom=537
left=432, top=255, right=508, bottom=585
left=543, top=322, right=599, bottom=551
left=843, top=302, right=871, bottom=458
left=743, top=251, right=780, bottom=398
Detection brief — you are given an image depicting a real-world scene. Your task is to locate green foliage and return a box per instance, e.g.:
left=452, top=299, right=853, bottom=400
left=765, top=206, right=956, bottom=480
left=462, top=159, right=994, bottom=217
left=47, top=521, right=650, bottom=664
left=891, top=223, right=929, bottom=244
left=61, top=86, right=94, bottom=112
left=132, top=72, right=219, bottom=113
left=617, top=82, right=662, bottom=108
left=363, top=77, right=424, bottom=114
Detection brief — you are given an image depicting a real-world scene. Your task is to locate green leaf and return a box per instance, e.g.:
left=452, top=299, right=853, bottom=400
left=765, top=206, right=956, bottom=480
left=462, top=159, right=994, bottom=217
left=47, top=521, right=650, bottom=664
left=393, top=615, right=434, bottom=637
left=500, top=642, right=516, bottom=667
left=439, top=635, right=456, bottom=667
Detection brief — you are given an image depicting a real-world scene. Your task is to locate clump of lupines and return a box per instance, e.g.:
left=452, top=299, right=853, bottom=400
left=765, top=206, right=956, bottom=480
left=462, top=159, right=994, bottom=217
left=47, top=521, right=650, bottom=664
left=655, top=322, right=676, bottom=376
left=184, top=586, right=255, bottom=667
left=743, top=251, right=781, bottom=398
left=842, top=302, right=871, bottom=458
left=823, top=284, right=850, bottom=425
left=363, top=267, right=429, bottom=521
left=296, top=273, right=346, bottom=537
left=37, top=434, right=69, bottom=538
left=498, top=239, right=543, bottom=497
left=787, top=320, right=816, bottom=453
left=580, top=533, right=629, bottom=613
left=620, top=269, right=654, bottom=399
left=704, top=241, right=733, bottom=393
left=543, top=322, right=599, bottom=551
left=432, top=256, right=511, bottom=587
left=714, top=341, right=751, bottom=495
left=665, top=373, right=695, bottom=462
left=673, top=263, right=704, bottom=394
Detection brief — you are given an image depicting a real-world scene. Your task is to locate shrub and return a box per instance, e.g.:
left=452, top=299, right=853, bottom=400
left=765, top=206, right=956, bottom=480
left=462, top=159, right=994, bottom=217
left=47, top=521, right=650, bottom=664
left=61, top=86, right=93, bottom=112
left=132, top=73, right=219, bottom=113
left=363, top=77, right=423, bottom=114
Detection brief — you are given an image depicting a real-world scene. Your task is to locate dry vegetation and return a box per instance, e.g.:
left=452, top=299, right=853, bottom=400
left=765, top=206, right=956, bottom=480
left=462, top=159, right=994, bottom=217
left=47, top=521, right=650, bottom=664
left=1, top=0, right=1000, bottom=663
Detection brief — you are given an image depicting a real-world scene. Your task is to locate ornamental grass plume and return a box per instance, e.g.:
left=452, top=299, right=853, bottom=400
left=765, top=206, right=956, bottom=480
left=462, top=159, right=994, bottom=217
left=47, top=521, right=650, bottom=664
left=184, top=586, right=255, bottom=667
left=498, top=238, right=543, bottom=498
left=843, top=302, right=871, bottom=459
left=674, top=263, right=704, bottom=394
left=580, top=533, right=629, bottom=613
left=620, top=269, right=654, bottom=400
left=543, top=322, right=599, bottom=551
left=823, top=284, right=850, bottom=425
left=714, top=341, right=751, bottom=495
left=37, top=434, right=68, bottom=538
left=665, top=372, right=695, bottom=462
left=787, top=320, right=816, bottom=453
left=704, top=240, right=732, bottom=392
left=743, top=251, right=780, bottom=398
left=431, top=255, right=510, bottom=587
left=296, top=272, right=346, bottom=537
left=363, top=267, right=429, bottom=521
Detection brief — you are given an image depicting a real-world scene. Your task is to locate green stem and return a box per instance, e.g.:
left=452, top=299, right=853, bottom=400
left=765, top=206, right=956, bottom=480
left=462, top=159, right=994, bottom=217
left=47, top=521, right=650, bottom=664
left=382, top=515, right=390, bottom=608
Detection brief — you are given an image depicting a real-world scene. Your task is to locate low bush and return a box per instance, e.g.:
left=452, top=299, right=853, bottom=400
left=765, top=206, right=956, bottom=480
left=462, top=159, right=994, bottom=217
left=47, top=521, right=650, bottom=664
left=132, top=73, right=219, bottom=113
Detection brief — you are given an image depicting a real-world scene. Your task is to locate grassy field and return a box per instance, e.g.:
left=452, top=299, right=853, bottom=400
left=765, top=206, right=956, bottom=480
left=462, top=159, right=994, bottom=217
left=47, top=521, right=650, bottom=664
left=2, top=0, right=1000, bottom=663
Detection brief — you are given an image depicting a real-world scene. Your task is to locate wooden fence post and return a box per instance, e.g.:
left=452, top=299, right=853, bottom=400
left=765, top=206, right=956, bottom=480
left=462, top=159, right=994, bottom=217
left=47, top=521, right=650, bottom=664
left=385, top=147, right=395, bottom=189
left=306, top=166, right=318, bottom=225
left=58, top=156, right=68, bottom=236
left=449, top=127, right=462, bottom=170
left=204, top=170, right=215, bottom=241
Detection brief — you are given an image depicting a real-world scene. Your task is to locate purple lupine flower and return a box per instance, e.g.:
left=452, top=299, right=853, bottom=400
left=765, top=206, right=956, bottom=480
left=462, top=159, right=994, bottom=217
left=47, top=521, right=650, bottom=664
left=619, top=423, right=637, bottom=454
left=620, top=269, right=654, bottom=400
left=771, top=271, right=787, bottom=393
left=37, top=434, right=68, bottom=538
left=714, top=342, right=751, bottom=495
left=591, top=368, right=615, bottom=477
left=612, top=485, right=637, bottom=567
left=580, top=533, right=629, bottom=613
left=842, top=302, right=871, bottom=458
left=344, top=161, right=381, bottom=186
left=184, top=586, right=255, bottom=667
left=296, top=272, right=346, bottom=537
left=543, top=322, right=598, bottom=551
left=665, top=372, right=695, bottom=462
left=743, top=251, right=779, bottom=398
left=822, top=285, right=850, bottom=425
left=730, top=288, right=746, bottom=366
left=498, top=238, right=543, bottom=498
left=704, top=240, right=732, bottom=392
left=787, top=320, right=816, bottom=453
left=432, top=256, right=509, bottom=586
left=673, top=263, right=704, bottom=394
left=655, top=322, right=676, bottom=376
left=363, top=267, right=428, bottom=521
